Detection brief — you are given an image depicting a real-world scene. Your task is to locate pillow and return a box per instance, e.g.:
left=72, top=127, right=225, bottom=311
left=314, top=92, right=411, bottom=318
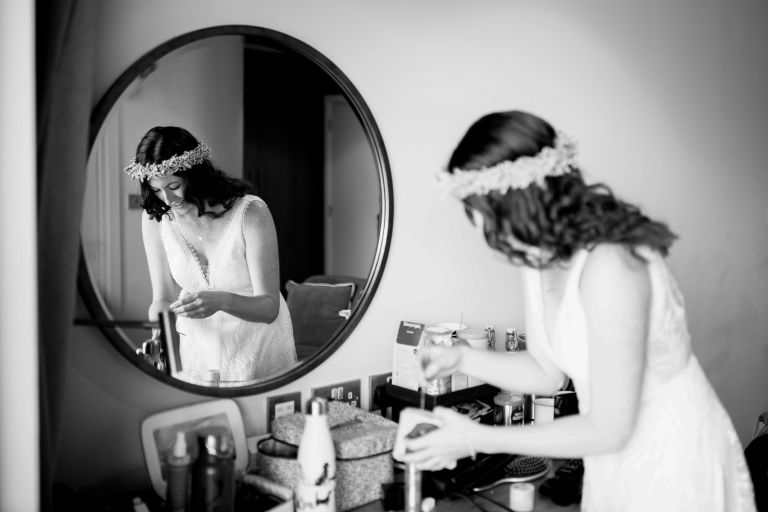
left=303, top=275, right=366, bottom=311
left=285, top=280, right=356, bottom=356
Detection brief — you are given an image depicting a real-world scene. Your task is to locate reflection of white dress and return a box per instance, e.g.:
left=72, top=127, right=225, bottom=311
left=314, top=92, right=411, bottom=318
left=523, top=247, right=755, bottom=511
left=160, top=194, right=297, bottom=383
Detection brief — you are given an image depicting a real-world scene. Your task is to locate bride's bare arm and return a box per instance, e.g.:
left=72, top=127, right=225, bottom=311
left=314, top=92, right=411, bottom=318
left=407, top=244, right=650, bottom=465
left=224, top=199, right=282, bottom=322
left=423, top=346, right=566, bottom=396
left=142, top=212, right=178, bottom=322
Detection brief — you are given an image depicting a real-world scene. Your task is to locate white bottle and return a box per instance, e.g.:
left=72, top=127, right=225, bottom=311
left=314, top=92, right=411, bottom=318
left=295, top=397, right=336, bottom=512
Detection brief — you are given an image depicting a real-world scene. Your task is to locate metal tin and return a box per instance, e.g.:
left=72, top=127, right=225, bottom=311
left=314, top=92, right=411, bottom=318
left=493, top=392, right=524, bottom=426
left=505, top=328, right=519, bottom=352
left=485, top=325, right=496, bottom=351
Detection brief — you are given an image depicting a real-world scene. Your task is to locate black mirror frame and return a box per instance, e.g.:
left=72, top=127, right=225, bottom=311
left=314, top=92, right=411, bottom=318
left=77, top=25, right=393, bottom=397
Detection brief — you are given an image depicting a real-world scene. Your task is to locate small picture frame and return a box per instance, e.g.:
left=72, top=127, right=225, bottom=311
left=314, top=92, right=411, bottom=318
left=140, top=399, right=248, bottom=498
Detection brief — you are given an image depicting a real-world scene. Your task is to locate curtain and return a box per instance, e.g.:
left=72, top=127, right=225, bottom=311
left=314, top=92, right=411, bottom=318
left=36, top=0, right=96, bottom=509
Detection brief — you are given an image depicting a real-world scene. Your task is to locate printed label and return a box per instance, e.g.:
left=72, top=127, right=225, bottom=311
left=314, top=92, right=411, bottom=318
left=294, top=481, right=336, bottom=512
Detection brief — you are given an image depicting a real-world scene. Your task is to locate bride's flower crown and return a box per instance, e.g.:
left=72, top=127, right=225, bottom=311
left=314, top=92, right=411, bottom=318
left=123, top=142, right=213, bottom=181
left=437, top=131, right=578, bottom=199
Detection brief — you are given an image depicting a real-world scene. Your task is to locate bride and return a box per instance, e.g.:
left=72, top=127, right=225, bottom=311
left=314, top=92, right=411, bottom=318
left=125, top=125, right=297, bottom=384
left=399, top=110, right=756, bottom=511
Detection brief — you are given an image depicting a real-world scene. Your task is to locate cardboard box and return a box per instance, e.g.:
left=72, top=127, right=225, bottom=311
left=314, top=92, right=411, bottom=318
left=391, top=321, right=426, bottom=391
left=451, top=371, right=469, bottom=391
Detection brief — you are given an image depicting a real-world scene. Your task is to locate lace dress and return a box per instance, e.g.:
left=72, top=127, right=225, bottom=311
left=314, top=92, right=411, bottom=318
left=160, top=194, right=297, bottom=384
left=522, top=247, right=755, bottom=511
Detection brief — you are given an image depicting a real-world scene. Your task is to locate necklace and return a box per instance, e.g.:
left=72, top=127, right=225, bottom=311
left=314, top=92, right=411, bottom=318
left=170, top=212, right=210, bottom=286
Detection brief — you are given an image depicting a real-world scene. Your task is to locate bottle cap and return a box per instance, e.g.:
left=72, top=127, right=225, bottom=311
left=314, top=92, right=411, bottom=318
left=197, top=426, right=234, bottom=458
left=172, top=431, right=187, bottom=457
left=307, top=396, right=329, bottom=416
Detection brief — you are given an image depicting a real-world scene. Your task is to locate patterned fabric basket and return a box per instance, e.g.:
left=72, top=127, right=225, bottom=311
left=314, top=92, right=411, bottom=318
left=256, top=402, right=398, bottom=511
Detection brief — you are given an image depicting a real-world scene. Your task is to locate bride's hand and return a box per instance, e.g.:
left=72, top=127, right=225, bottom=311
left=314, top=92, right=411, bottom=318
left=171, top=291, right=226, bottom=319
left=400, top=407, right=479, bottom=471
left=419, top=346, right=465, bottom=384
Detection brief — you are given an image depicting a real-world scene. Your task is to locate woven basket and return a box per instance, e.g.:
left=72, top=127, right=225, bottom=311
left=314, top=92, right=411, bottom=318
left=256, top=402, right=398, bottom=511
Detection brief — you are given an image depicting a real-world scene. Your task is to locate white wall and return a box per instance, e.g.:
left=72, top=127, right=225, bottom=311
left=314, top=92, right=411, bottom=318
left=57, top=0, right=768, bottom=496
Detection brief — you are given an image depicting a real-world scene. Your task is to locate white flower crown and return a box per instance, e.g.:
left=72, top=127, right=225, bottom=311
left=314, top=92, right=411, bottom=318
left=437, top=131, right=578, bottom=199
left=123, top=142, right=213, bottom=181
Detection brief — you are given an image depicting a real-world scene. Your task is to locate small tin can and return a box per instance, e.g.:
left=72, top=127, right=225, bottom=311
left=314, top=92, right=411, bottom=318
left=203, top=369, right=220, bottom=386
left=505, top=328, right=519, bottom=352
left=493, top=392, right=524, bottom=426
left=485, top=325, right=496, bottom=351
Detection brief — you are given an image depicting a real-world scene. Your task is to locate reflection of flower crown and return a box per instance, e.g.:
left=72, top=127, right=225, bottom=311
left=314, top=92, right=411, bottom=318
left=123, top=142, right=212, bottom=181
left=437, top=132, right=578, bottom=199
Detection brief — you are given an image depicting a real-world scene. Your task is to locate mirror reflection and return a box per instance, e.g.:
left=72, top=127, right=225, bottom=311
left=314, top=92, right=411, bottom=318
left=128, top=125, right=298, bottom=385
left=81, top=32, right=384, bottom=388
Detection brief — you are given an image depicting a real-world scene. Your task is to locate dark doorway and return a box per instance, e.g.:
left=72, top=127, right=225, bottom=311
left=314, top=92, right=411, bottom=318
left=243, top=43, right=342, bottom=293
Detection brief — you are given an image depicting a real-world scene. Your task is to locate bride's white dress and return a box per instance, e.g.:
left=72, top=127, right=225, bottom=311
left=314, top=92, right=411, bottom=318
left=523, top=247, right=755, bottom=511
left=160, top=194, right=297, bottom=383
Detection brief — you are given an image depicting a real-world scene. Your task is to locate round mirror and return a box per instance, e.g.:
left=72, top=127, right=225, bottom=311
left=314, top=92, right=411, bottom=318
left=78, top=25, right=392, bottom=396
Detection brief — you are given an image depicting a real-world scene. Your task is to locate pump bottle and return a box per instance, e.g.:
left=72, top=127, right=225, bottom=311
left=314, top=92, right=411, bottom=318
left=190, top=426, right=235, bottom=512
left=166, top=431, right=191, bottom=512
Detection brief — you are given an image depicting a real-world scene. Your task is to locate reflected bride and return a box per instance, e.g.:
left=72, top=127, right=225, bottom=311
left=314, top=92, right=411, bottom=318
left=129, top=126, right=298, bottom=383
left=78, top=27, right=392, bottom=396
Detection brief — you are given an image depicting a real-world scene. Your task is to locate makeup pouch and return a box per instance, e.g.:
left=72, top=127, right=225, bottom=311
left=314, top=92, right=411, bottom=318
left=255, top=401, right=398, bottom=511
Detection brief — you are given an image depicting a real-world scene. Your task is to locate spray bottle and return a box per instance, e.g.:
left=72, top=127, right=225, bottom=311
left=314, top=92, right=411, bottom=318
left=166, top=431, right=191, bottom=512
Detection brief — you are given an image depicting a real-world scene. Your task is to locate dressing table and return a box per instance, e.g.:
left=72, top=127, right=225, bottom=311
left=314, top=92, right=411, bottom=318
left=357, top=460, right=580, bottom=512
left=82, top=469, right=580, bottom=512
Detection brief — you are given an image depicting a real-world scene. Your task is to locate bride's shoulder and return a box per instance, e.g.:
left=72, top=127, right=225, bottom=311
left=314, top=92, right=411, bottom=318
left=585, top=244, right=648, bottom=269
left=581, top=244, right=651, bottom=292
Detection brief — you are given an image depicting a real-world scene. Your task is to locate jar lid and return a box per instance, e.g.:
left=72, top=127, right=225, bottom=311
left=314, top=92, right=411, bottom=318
left=461, top=328, right=488, bottom=340
left=493, top=392, right=523, bottom=406
left=307, top=396, right=329, bottom=416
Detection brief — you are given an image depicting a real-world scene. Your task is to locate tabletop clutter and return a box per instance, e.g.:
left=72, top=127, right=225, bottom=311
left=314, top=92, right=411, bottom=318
left=392, top=320, right=532, bottom=426
left=257, top=399, right=399, bottom=512
left=145, top=320, right=580, bottom=512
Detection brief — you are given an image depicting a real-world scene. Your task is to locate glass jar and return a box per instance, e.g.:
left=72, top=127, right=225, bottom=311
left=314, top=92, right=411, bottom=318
left=421, top=325, right=453, bottom=396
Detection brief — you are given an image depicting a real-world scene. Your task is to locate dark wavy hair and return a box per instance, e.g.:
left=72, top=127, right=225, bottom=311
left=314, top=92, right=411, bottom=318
left=134, top=126, right=252, bottom=221
left=447, top=110, right=676, bottom=268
